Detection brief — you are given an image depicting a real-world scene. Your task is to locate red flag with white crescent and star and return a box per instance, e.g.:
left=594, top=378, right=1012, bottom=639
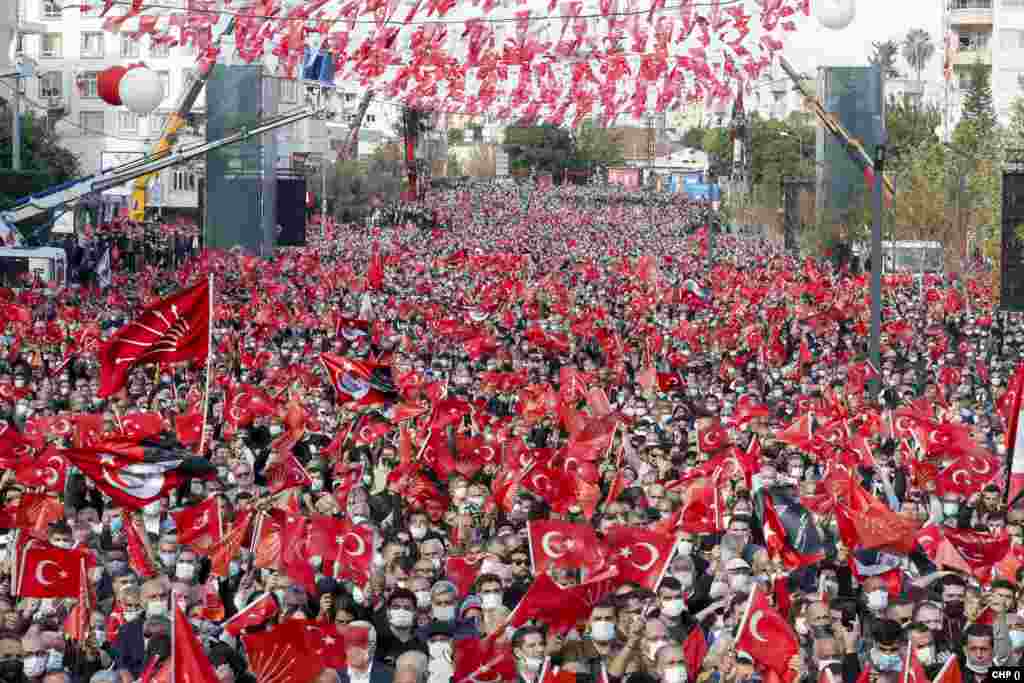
left=124, top=513, right=157, bottom=578
left=98, top=279, right=210, bottom=398
left=733, top=586, right=800, bottom=683
left=171, top=496, right=223, bottom=550
left=59, top=438, right=217, bottom=510
left=16, top=543, right=85, bottom=598
left=223, top=592, right=280, bottom=637
left=527, top=520, right=605, bottom=575
left=603, top=525, right=675, bottom=589
left=1005, top=361, right=1024, bottom=505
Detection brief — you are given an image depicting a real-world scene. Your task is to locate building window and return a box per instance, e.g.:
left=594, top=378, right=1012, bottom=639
left=121, top=35, right=140, bottom=58
left=172, top=169, right=197, bottom=192
left=950, top=0, right=992, bottom=7
left=78, top=71, right=99, bottom=98
left=1001, top=29, right=1024, bottom=49
left=39, top=71, right=62, bottom=99
left=344, top=93, right=356, bottom=102
left=81, top=32, right=104, bottom=58
left=41, top=33, right=62, bottom=58
left=365, top=114, right=376, bottom=124
left=42, top=0, right=62, bottom=18
left=958, top=30, right=990, bottom=50
left=118, top=111, right=139, bottom=133
left=1005, top=0, right=1024, bottom=6
left=280, top=78, right=298, bottom=103
left=80, top=111, right=104, bottom=136
left=149, top=38, right=170, bottom=57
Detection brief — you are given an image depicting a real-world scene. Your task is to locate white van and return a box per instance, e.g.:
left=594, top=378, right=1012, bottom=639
left=0, top=247, right=67, bottom=288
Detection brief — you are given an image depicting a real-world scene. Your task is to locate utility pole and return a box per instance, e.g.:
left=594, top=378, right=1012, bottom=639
left=11, top=0, right=21, bottom=173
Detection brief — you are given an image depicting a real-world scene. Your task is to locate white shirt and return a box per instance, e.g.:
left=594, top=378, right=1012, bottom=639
left=349, top=666, right=372, bottom=683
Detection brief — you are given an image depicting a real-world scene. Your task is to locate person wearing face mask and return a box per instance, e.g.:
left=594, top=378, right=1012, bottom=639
left=375, top=590, right=428, bottom=666
left=20, top=634, right=46, bottom=683
left=939, top=577, right=968, bottom=650
left=0, top=638, right=24, bottom=683
left=111, top=579, right=169, bottom=678
left=419, top=624, right=455, bottom=683
left=863, top=620, right=906, bottom=683
left=512, top=627, right=548, bottom=683
left=425, top=582, right=477, bottom=639
left=656, top=578, right=696, bottom=642
left=906, top=623, right=944, bottom=679
left=938, top=494, right=971, bottom=530
left=654, top=643, right=687, bottom=683
left=724, top=559, right=754, bottom=595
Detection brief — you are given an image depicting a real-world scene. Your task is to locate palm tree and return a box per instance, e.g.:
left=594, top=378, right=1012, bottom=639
left=902, top=28, right=935, bottom=92
left=870, top=40, right=902, bottom=79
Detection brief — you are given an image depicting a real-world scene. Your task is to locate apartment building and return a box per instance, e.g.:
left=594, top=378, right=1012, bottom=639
left=948, top=0, right=1024, bottom=122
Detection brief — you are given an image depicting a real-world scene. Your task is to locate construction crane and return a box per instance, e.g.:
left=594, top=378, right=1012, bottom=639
left=127, top=18, right=238, bottom=223
left=0, top=93, right=336, bottom=228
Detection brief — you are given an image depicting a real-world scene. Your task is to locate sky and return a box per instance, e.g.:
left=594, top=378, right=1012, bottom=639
left=781, top=0, right=945, bottom=82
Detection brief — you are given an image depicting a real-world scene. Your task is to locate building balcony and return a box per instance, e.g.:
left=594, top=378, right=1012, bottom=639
left=954, top=47, right=992, bottom=65
left=949, top=0, right=993, bottom=26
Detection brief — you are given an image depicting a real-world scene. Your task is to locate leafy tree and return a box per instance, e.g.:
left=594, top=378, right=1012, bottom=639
left=1008, top=96, right=1024, bottom=146
left=447, top=128, right=465, bottom=145
left=902, top=28, right=935, bottom=86
left=884, top=94, right=942, bottom=165
left=573, top=119, right=625, bottom=169
left=502, top=123, right=575, bottom=175
left=447, top=152, right=464, bottom=177
left=870, top=40, right=902, bottom=79
left=955, top=59, right=997, bottom=148
left=681, top=126, right=706, bottom=150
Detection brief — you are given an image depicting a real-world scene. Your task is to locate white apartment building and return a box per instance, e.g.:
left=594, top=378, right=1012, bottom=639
left=7, top=0, right=397, bottom=222
left=948, top=0, right=1024, bottom=123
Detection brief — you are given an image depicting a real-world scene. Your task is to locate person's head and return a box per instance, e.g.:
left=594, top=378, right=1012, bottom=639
left=589, top=598, right=617, bottom=643
left=0, top=638, right=21, bottom=681
left=940, top=576, right=967, bottom=617
left=430, top=581, right=458, bottom=622
left=870, top=619, right=904, bottom=673
left=21, top=633, right=45, bottom=679
left=388, top=589, right=417, bottom=630
left=47, top=521, right=72, bottom=550
left=884, top=597, right=914, bottom=627
left=344, top=622, right=376, bottom=672
left=991, top=579, right=1017, bottom=614
left=907, top=623, right=935, bottom=666
left=655, top=644, right=687, bottom=683
left=141, top=578, right=170, bottom=618
left=644, top=617, right=670, bottom=662
left=914, top=601, right=943, bottom=632
left=657, top=577, right=685, bottom=620
left=964, top=624, right=994, bottom=673
left=477, top=574, right=504, bottom=611
left=395, top=650, right=429, bottom=683
left=512, top=626, right=546, bottom=672
left=810, top=634, right=839, bottom=665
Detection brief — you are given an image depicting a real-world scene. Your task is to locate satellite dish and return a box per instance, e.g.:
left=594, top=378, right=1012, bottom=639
left=815, top=0, right=856, bottom=30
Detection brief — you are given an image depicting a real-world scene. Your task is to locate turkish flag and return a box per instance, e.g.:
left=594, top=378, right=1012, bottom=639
left=931, top=653, right=963, bottom=683
left=604, top=525, right=674, bottom=589
left=698, top=421, right=731, bottom=455
left=173, top=604, right=219, bottom=682
left=175, top=413, right=204, bottom=447
left=242, top=620, right=325, bottom=683
left=74, top=414, right=104, bottom=449
left=935, top=453, right=999, bottom=499
left=118, top=412, right=165, bottom=440
left=172, top=496, right=223, bottom=550
left=265, top=455, right=313, bottom=494
left=353, top=419, right=392, bottom=445
left=509, top=568, right=620, bottom=635
left=17, top=544, right=85, bottom=598
left=734, top=586, right=800, bottom=682
left=520, top=465, right=577, bottom=514
left=15, top=448, right=67, bottom=494
left=677, top=478, right=725, bottom=534
left=527, top=520, right=605, bottom=574
left=454, top=637, right=517, bottom=683
left=334, top=520, right=374, bottom=586
left=98, top=279, right=210, bottom=397
left=367, top=244, right=385, bottom=291
left=446, top=555, right=491, bottom=598
left=14, top=493, right=64, bottom=539
left=224, top=593, right=280, bottom=637
left=124, top=514, right=157, bottom=578
left=222, top=383, right=277, bottom=430
left=203, top=515, right=252, bottom=578
left=942, top=528, right=1011, bottom=569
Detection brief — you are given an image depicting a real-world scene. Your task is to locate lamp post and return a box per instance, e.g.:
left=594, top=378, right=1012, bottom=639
left=2, top=56, right=36, bottom=171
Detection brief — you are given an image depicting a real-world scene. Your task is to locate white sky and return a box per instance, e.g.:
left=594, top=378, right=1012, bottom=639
left=781, top=0, right=945, bottom=82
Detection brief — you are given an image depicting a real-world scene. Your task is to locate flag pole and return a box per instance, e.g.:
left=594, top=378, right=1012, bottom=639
left=198, top=273, right=215, bottom=457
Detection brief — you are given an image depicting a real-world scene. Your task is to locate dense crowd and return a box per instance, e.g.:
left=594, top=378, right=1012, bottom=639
left=0, top=181, right=1014, bottom=683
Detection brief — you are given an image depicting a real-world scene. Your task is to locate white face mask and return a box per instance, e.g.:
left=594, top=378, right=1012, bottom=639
left=916, top=646, right=935, bottom=666
left=676, top=541, right=693, bottom=556
left=176, top=562, right=195, bottom=581
left=866, top=589, right=889, bottom=611
left=410, top=525, right=428, bottom=540
left=23, top=656, right=45, bottom=678
left=661, top=598, right=686, bottom=618
left=729, top=574, right=750, bottom=592
left=591, top=620, right=616, bottom=642
left=481, top=593, right=503, bottom=610
left=663, top=665, right=688, bottom=683
left=390, top=608, right=415, bottom=629
left=522, top=656, right=544, bottom=673
left=416, top=591, right=432, bottom=608
left=674, top=572, right=693, bottom=589
left=433, top=605, right=456, bottom=622
left=146, top=600, right=168, bottom=618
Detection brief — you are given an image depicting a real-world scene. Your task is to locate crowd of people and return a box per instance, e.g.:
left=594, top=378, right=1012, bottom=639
left=0, top=180, right=1015, bottom=683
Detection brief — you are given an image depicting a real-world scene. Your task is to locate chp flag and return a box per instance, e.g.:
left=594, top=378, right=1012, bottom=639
left=98, top=279, right=211, bottom=398
left=59, top=437, right=217, bottom=510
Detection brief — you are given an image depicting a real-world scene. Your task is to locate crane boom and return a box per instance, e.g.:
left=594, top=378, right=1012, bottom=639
left=1, top=105, right=328, bottom=226
left=127, top=19, right=237, bottom=222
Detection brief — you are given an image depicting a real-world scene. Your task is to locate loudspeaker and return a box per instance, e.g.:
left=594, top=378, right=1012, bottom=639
left=1002, top=171, right=1024, bottom=311
left=275, top=175, right=307, bottom=246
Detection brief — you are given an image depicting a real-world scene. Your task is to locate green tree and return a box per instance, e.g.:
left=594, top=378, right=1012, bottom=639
left=902, top=28, right=935, bottom=87
left=884, top=94, right=942, bottom=164
left=870, top=40, right=902, bottom=79
left=447, top=128, right=465, bottom=145
left=572, top=119, right=625, bottom=169
left=447, top=152, right=464, bottom=177
left=681, top=126, right=706, bottom=150
left=955, top=59, right=997, bottom=147
left=503, top=123, right=575, bottom=175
